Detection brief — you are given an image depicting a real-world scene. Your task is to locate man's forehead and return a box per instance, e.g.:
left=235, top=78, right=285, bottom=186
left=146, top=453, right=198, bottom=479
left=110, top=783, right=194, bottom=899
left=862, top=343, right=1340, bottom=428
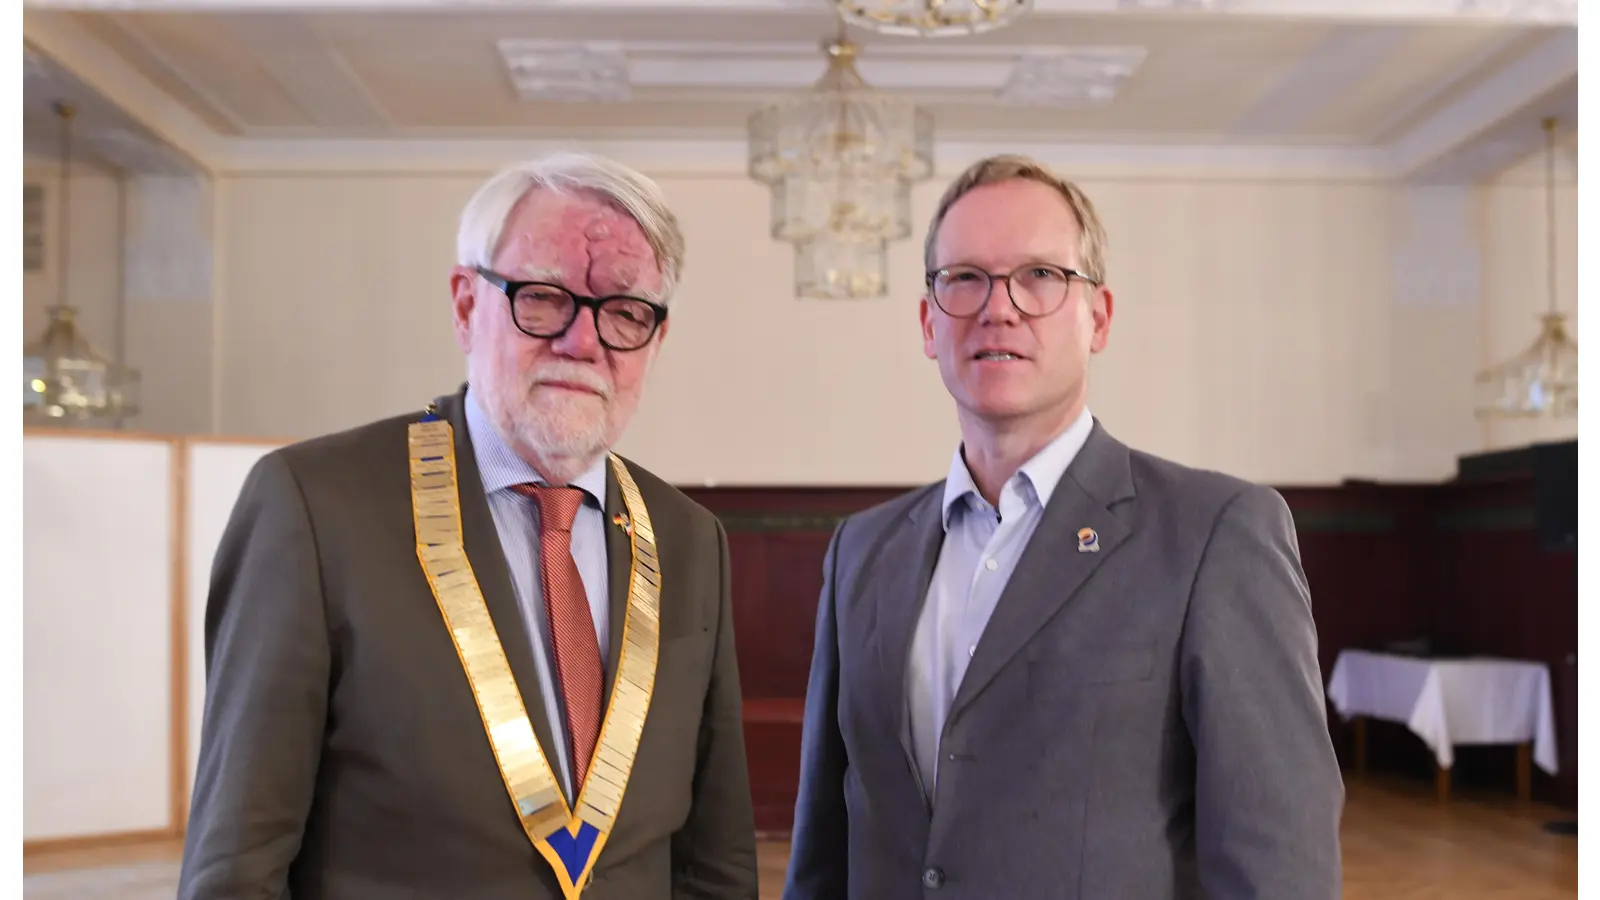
left=498, top=252, right=662, bottom=301
left=935, top=195, right=1081, bottom=268
left=934, top=234, right=1082, bottom=271
left=508, top=189, right=641, bottom=234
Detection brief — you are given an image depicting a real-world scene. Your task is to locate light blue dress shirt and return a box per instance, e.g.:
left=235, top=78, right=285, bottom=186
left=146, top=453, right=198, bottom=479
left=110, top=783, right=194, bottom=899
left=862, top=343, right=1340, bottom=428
left=464, top=388, right=611, bottom=804
left=906, top=407, right=1095, bottom=796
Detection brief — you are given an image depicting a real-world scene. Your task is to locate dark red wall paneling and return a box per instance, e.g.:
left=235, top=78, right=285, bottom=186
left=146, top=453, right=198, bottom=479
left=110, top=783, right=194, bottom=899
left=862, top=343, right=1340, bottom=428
left=684, top=462, right=1577, bottom=834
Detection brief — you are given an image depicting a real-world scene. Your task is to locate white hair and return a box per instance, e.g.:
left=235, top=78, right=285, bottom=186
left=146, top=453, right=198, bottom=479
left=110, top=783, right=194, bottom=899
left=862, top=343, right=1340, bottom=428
left=456, top=152, right=685, bottom=303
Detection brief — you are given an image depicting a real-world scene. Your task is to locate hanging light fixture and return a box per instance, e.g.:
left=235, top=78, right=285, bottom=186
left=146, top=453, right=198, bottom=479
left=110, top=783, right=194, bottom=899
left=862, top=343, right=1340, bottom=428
left=833, top=0, right=1032, bottom=37
left=1473, top=117, right=1576, bottom=420
left=748, top=25, right=934, bottom=299
left=794, top=233, right=890, bottom=300
left=23, top=101, right=141, bottom=426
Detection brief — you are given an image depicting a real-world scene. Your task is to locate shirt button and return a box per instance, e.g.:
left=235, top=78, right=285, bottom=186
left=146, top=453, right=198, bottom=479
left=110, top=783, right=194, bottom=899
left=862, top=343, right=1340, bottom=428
left=984, top=558, right=998, bottom=571
left=922, top=867, right=945, bottom=889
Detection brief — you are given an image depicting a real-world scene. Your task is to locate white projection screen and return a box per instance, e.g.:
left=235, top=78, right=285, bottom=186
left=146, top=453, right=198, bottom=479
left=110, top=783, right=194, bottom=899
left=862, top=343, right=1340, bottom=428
left=183, top=439, right=282, bottom=804
left=23, top=433, right=176, bottom=840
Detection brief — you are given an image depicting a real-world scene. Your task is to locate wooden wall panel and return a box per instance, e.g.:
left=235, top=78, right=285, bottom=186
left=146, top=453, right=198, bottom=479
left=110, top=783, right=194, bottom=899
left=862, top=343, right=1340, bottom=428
left=699, top=450, right=1577, bottom=834
left=1276, top=485, right=1440, bottom=679
left=687, top=487, right=899, bottom=832
left=1431, top=476, right=1578, bottom=807
left=743, top=700, right=806, bottom=837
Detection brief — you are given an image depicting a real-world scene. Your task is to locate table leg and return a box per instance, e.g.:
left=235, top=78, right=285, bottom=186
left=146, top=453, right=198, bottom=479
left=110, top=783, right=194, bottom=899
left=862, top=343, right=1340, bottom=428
left=1517, top=742, right=1532, bottom=804
left=1353, top=716, right=1367, bottom=776
left=1436, top=764, right=1451, bottom=803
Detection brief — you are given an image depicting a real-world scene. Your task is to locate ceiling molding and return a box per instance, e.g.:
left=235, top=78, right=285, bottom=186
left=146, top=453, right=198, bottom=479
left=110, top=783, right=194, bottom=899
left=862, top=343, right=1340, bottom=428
left=1401, top=80, right=1577, bottom=184
left=1227, top=24, right=1414, bottom=137
left=15, top=0, right=1587, bottom=20
left=1385, top=27, right=1576, bottom=178
left=24, top=11, right=224, bottom=173
left=211, top=134, right=1394, bottom=179
left=24, top=1, right=1575, bottom=185
left=999, top=47, right=1147, bottom=108
left=19, top=0, right=1579, bottom=23
left=23, top=46, right=199, bottom=175
left=496, top=38, right=1148, bottom=104
left=1114, top=0, right=1576, bottom=22
left=499, top=40, right=633, bottom=103
left=1363, top=26, right=1528, bottom=143
left=217, top=14, right=393, bottom=128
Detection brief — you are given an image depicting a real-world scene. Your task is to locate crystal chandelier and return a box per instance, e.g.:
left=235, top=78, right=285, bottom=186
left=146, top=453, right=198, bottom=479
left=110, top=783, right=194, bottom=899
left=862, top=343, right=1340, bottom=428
left=23, top=102, right=141, bottom=425
left=1474, top=117, right=1576, bottom=420
left=795, top=233, right=890, bottom=300
left=748, top=30, right=933, bottom=298
left=833, top=0, right=1032, bottom=37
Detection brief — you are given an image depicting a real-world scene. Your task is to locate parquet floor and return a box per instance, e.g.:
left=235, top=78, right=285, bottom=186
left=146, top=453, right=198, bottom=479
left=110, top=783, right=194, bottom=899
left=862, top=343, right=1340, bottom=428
left=24, top=775, right=1576, bottom=899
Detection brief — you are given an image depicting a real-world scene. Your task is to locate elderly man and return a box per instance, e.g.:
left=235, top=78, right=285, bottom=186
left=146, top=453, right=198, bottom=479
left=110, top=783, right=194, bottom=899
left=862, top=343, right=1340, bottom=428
left=180, top=153, right=758, bottom=900
left=783, top=154, right=1344, bottom=899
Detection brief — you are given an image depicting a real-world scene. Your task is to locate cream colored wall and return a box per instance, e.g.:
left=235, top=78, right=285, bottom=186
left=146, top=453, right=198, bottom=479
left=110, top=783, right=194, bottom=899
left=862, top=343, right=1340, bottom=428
left=122, top=175, right=217, bottom=437
left=24, top=162, right=123, bottom=375
left=24, top=161, right=217, bottom=435
left=213, top=169, right=1461, bottom=487
left=1475, top=141, right=1579, bottom=452
left=39, top=149, right=1571, bottom=486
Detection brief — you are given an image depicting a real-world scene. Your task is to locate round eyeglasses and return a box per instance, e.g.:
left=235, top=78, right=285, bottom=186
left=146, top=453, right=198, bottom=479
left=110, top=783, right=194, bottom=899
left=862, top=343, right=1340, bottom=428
left=926, top=263, right=1098, bottom=319
left=476, top=267, right=668, bottom=352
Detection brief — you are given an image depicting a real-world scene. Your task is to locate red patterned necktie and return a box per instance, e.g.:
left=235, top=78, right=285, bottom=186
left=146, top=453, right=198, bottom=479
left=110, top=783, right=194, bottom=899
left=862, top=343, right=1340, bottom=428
left=512, top=484, right=603, bottom=791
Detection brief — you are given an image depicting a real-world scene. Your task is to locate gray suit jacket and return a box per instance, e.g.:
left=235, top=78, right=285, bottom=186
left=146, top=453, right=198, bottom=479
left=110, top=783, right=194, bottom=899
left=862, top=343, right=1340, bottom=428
left=179, top=386, right=758, bottom=900
left=783, top=421, right=1343, bottom=900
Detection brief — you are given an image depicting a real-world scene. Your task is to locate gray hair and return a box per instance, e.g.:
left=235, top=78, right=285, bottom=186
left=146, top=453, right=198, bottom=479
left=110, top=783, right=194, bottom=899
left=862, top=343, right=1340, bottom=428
left=456, top=152, right=686, bottom=303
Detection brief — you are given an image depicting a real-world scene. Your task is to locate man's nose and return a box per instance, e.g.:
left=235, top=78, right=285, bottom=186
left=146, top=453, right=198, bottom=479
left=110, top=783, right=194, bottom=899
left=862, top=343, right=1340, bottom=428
left=551, top=305, right=602, bottom=357
left=979, top=277, right=1019, bottom=324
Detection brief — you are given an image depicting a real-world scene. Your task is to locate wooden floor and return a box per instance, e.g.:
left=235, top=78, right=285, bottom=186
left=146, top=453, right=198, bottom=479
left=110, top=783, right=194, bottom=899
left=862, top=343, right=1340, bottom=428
left=24, top=776, right=1577, bottom=899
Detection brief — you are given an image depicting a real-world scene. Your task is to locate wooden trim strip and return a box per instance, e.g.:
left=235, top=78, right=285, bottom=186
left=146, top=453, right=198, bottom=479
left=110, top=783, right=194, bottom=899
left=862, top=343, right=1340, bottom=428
left=170, top=439, right=191, bottom=833
left=23, top=427, right=298, bottom=449
left=23, top=827, right=179, bottom=857
left=23, top=426, right=182, bottom=443
left=184, top=434, right=295, bottom=448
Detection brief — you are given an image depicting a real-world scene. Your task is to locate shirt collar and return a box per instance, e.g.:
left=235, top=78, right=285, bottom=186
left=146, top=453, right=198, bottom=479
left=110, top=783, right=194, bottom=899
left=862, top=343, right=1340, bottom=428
left=941, top=406, right=1095, bottom=530
left=464, top=386, right=608, bottom=508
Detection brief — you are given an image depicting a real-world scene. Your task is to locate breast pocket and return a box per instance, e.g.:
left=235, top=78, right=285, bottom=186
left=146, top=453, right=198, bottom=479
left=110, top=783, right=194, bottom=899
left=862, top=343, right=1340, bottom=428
left=1020, top=643, right=1162, bottom=792
left=1027, top=643, right=1156, bottom=695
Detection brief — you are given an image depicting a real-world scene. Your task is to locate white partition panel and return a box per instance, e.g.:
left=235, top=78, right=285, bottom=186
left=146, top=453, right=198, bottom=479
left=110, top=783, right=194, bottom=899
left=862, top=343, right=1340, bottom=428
left=184, top=440, right=281, bottom=803
left=24, top=434, right=176, bottom=840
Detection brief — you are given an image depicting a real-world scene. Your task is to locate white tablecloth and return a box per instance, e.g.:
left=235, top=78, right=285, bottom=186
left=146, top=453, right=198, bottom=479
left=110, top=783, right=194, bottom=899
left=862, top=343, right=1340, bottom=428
left=1325, top=649, right=1558, bottom=774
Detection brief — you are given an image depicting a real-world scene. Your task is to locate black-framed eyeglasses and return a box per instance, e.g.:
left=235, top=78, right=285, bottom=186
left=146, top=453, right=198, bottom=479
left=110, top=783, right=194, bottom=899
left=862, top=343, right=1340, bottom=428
left=476, top=267, right=668, bottom=352
left=925, top=263, right=1098, bottom=319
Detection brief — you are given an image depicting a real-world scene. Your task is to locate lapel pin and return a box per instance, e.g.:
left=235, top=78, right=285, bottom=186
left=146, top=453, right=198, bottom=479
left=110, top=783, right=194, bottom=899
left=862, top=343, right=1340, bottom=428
left=612, top=511, right=632, bottom=535
left=1077, top=527, right=1100, bottom=553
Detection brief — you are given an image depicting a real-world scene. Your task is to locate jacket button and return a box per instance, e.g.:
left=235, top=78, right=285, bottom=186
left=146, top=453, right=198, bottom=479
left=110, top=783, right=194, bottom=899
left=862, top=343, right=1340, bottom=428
left=922, top=867, right=945, bottom=888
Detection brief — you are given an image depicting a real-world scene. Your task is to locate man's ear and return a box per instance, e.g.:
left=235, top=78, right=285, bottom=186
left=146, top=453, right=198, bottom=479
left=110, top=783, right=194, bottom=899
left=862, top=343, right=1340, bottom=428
left=920, top=295, right=937, bottom=360
left=1089, top=284, right=1113, bottom=355
left=449, top=265, right=477, bottom=353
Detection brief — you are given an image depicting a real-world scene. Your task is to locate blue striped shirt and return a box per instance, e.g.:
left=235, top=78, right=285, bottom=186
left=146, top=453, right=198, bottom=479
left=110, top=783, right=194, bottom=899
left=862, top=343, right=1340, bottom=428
left=906, top=407, right=1094, bottom=796
left=464, top=387, right=611, bottom=804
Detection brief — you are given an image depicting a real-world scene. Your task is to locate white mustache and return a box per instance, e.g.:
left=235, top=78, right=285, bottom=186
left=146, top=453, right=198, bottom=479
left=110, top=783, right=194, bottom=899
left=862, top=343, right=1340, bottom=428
left=529, top=362, right=613, bottom=399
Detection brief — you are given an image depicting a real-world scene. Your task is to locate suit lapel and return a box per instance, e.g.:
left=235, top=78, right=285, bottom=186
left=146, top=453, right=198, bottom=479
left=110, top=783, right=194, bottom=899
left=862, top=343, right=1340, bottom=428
left=601, top=462, right=632, bottom=701
left=872, top=486, right=947, bottom=793
left=947, top=422, right=1137, bottom=723
left=437, top=388, right=564, bottom=781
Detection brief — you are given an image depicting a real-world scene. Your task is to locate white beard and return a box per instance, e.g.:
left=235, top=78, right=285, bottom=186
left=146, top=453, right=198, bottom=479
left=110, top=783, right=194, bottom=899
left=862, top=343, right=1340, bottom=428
left=516, top=389, right=611, bottom=472
left=476, top=360, right=618, bottom=484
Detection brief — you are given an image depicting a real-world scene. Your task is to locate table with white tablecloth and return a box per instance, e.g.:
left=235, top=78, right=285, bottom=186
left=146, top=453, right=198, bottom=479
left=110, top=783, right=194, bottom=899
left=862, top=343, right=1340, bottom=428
left=1325, top=648, right=1558, bottom=801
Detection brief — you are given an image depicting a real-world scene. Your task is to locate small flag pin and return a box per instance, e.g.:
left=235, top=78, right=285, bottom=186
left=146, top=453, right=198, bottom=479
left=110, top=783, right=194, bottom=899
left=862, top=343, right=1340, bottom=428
left=612, top=511, right=632, bottom=535
left=1077, top=527, right=1100, bottom=553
